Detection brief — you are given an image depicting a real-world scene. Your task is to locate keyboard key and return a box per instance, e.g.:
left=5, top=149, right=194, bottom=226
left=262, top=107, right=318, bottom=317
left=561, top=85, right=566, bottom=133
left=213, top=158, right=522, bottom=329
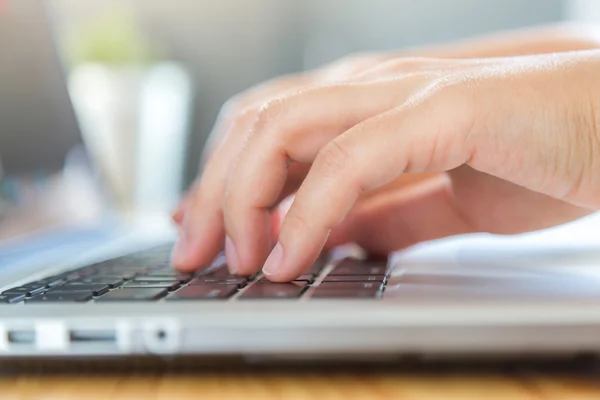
left=124, top=281, right=180, bottom=291
left=166, top=285, right=238, bottom=300
left=310, top=288, right=380, bottom=299
left=188, top=277, right=247, bottom=287
left=72, top=278, right=124, bottom=288
left=23, top=281, right=50, bottom=288
left=329, top=259, right=388, bottom=276
left=25, top=292, right=94, bottom=303
left=49, top=284, right=110, bottom=296
left=0, top=293, right=26, bottom=303
left=145, top=269, right=192, bottom=277
left=102, top=268, right=146, bottom=275
left=96, top=288, right=168, bottom=302
left=239, top=282, right=306, bottom=299
left=322, top=275, right=386, bottom=283
left=317, top=282, right=383, bottom=290
left=195, top=267, right=237, bottom=279
left=134, top=274, right=192, bottom=283
left=260, top=274, right=314, bottom=283
left=45, top=278, right=67, bottom=288
left=2, top=286, right=46, bottom=297
left=28, top=277, right=66, bottom=288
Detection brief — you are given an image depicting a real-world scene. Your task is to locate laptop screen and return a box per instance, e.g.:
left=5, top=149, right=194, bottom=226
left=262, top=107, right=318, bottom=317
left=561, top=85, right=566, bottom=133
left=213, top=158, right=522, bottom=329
left=0, top=0, right=103, bottom=241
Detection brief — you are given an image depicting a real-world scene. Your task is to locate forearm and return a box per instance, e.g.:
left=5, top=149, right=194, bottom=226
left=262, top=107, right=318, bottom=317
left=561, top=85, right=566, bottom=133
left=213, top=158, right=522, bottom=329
left=405, top=23, right=600, bottom=58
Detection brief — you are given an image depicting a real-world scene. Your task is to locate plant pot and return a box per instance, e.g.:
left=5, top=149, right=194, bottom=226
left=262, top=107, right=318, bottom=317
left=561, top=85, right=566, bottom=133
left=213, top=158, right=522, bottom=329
left=68, top=62, right=193, bottom=218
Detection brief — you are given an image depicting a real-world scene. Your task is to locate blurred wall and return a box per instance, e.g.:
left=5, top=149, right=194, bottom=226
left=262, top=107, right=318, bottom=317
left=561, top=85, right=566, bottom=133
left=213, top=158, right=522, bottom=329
left=50, top=0, right=566, bottom=188
left=568, top=0, right=600, bottom=21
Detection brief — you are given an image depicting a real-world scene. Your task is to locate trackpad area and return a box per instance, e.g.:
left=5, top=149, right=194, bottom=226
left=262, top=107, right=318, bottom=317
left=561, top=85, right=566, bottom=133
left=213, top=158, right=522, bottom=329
left=383, top=261, right=600, bottom=301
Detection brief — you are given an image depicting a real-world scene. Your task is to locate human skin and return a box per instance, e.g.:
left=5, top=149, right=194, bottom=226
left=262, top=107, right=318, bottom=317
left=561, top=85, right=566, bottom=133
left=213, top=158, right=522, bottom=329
left=171, top=24, right=600, bottom=282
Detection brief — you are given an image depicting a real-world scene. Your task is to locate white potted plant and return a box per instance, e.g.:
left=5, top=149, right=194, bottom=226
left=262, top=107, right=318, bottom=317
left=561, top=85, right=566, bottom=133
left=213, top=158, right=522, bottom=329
left=66, top=9, right=193, bottom=220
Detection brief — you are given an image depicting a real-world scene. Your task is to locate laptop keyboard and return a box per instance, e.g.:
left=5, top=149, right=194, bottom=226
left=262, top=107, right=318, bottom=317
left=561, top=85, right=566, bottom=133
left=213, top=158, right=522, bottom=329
left=0, top=245, right=390, bottom=304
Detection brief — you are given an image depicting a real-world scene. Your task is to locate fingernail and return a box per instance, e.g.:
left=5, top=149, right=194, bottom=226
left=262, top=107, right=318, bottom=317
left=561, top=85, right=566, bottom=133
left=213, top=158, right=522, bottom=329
left=262, top=242, right=283, bottom=276
left=225, top=235, right=239, bottom=274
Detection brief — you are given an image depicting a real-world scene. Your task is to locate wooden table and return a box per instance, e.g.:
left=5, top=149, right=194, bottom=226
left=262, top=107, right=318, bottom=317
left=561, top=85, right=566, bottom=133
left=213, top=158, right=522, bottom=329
left=2, top=366, right=600, bottom=399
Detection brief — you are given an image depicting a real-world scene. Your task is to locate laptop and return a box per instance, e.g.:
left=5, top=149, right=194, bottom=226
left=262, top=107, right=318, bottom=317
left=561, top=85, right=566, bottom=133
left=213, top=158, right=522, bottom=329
left=4, top=0, right=600, bottom=363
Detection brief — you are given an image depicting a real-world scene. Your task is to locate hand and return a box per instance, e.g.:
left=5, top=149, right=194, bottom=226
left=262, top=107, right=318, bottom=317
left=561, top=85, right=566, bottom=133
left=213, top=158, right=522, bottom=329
left=172, top=50, right=600, bottom=282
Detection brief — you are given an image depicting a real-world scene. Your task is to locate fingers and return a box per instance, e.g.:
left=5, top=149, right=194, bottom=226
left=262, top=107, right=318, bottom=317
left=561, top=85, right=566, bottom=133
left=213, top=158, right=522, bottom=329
left=265, top=85, right=476, bottom=281
left=223, top=80, right=432, bottom=275
left=173, top=54, right=402, bottom=273
left=171, top=106, right=258, bottom=272
left=173, top=76, right=335, bottom=272
left=201, top=74, right=314, bottom=164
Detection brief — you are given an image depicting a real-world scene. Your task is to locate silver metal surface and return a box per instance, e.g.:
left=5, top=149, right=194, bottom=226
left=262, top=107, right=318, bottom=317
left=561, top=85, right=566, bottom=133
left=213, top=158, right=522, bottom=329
left=3, top=254, right=600, bottom=358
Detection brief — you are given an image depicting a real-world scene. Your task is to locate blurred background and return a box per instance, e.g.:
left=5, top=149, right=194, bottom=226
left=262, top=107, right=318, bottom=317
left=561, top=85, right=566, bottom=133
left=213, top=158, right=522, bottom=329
left=2, top=0, right=600, bottom=237
left=50, top=0, right=569, bottom=189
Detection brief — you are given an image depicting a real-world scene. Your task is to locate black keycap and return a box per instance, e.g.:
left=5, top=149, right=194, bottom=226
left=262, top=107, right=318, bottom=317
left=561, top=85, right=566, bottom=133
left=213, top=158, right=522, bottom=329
left=49, top=284, right=110, bottom=296
left=329, top=259, right=388, bottom=276
left=96, top=288, right=168, bottom=302
left=189, top=277, right=247, bottom=287
left=44, top=278, right=67, bottom=288
left=73, top=277, right=124, bottom=288
left=166, top=285, right=238, bottom=301
left=310, top=288, right=380, bottom=299
left=195, top=267, right=236, bottom=279
left=239, top=282, right=306, bottom=299
left=124, top=281, right=180, bottom=291
left=260, top=274, right=313, bottom=283
left=28, top=277, right=66, bottom=288
left=322, top=275, right=386, bottom=283
left=102, top=267, right=146, bottom=274
left=317, top=281, right=383, bottom=290
left=0, top=293, right=26, bottom=303
left=25, top=292, right=94, bottom=303
left=135, top=274, right=192, bottom=283
left=22, top=281, right=50, bottom=288
left=2, top=286, right=46, bottom=297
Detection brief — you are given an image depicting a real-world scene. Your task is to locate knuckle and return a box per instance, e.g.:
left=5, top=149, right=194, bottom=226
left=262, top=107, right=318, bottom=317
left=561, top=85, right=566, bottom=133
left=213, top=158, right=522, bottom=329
left=315, top=140, right=353, bottom=177
left=357, top=57, right=435, bottom=81
left=253, top=97, right=289, bottom=132
left=233, top=105, right=260, bottom=128
left=418, top=77, right=472, bottom=112
left=284, top=208, right=312, bottom=232
left=251, top=85, right=331, bottom=136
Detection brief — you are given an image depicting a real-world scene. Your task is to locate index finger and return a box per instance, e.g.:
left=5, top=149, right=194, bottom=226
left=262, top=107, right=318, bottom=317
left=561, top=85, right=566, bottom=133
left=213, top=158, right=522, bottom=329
left=264, top=85, right=476, bottom=281
left=223, top=78, right=434, bottom=275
